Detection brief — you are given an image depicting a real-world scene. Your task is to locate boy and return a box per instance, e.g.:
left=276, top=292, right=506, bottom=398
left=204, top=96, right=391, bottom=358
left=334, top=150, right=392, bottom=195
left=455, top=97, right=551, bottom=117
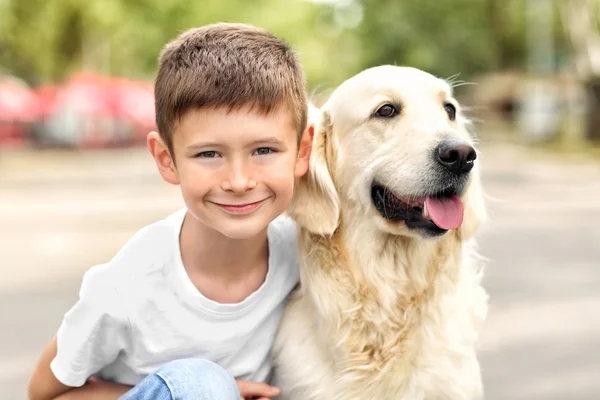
left=28, top=23, right=312, bottom=400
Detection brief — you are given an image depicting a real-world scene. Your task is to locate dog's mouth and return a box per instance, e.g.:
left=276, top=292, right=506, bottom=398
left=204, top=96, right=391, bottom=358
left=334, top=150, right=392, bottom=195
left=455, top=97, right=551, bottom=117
left=371, top=182, right=464, bottom=236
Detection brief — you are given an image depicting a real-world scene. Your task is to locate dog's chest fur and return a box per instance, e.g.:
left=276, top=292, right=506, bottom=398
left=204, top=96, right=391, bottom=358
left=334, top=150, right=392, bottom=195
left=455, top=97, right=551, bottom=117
left=273, top=228, right=487, bottom=400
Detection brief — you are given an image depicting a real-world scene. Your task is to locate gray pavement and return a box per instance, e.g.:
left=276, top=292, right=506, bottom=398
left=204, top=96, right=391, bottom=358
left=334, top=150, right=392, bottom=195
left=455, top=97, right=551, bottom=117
left=1, top=139, right=599, bottom=399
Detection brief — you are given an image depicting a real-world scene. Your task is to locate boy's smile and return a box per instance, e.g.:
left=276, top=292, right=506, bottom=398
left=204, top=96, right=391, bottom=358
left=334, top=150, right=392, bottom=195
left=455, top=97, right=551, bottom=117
left=210, top=199, right=270, bottom=215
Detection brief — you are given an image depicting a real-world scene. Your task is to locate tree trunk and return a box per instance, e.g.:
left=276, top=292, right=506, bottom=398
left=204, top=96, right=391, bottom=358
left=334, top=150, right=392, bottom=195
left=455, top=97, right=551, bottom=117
left=488, top=0, right=510, bottom=69
left=559, top=0, right=600, bottom=140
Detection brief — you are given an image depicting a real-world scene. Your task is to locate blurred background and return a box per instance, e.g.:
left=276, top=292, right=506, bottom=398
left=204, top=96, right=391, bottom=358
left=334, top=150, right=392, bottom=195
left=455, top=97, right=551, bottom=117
left=1, top=0, right=599, bottom=399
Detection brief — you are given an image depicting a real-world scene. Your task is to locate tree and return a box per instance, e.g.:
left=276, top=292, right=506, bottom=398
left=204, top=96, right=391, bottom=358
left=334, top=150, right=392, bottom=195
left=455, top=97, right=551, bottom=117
left=0, top=0, right=325, bottom=84
left=558, top=0, right=600, bottom=80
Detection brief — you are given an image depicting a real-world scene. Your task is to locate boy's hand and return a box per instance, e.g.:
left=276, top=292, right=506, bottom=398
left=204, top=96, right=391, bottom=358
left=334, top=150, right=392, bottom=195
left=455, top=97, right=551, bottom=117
left=236, top=380, right=280, bottom=400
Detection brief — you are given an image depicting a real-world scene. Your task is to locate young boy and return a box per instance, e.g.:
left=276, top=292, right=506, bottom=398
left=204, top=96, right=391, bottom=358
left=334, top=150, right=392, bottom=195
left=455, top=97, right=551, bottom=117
left=28, top=23, right=312, bottom=400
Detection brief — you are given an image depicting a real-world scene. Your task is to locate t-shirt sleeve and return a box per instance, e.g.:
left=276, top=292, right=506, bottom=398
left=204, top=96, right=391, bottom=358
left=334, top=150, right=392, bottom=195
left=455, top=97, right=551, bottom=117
left=50, top=265, right=130, bottom=387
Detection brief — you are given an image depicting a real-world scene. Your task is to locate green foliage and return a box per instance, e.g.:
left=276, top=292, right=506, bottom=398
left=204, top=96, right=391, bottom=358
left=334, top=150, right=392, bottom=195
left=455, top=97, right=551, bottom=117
left=0, top=0, right=578, bottom=90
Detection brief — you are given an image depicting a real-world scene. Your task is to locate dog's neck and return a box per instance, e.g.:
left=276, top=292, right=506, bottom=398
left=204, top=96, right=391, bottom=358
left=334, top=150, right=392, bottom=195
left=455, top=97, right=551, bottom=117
left=355, top=209, right=461, bottom=281
left=300, top=215, right=464, bottom=312
left=297, top=216, right=466, bottom=379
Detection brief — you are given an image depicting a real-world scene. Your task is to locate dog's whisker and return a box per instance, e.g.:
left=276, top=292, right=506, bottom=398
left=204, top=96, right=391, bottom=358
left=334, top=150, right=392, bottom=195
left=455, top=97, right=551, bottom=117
left=382, top=187, right=391, bottom=217
left=449, top=79, right=466, bottom=86
left=450, top=81, right=478, bottom=88
left=444, top=72, right=462, bottom=83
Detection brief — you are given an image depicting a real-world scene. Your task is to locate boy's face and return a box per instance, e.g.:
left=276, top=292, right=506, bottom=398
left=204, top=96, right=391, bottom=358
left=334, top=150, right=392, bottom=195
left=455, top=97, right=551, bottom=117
left=149, top=104, right=311, bottom=239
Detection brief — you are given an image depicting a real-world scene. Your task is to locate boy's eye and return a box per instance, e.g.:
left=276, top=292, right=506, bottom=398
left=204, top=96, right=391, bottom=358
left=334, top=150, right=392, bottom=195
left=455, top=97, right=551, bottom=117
left=196, top=151, right=219, bottom=158
left=254, top=147, right=275, bottom=155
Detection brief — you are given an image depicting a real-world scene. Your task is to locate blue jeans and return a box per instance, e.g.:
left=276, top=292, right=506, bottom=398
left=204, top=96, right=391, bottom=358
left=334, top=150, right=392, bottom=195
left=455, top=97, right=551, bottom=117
left=119, top=359, right=241, bottom=400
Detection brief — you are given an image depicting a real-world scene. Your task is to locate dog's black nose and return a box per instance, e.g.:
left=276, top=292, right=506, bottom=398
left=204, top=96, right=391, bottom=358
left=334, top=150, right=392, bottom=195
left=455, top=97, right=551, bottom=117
left=435, top=139, right=477, bottom=175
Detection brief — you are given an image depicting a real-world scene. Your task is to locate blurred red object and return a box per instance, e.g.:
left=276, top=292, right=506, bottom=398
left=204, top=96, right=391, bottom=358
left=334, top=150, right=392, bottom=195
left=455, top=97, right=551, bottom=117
left=0, top=77, right=40, bottom=148
left=55, top=72, right=117, bottom=148
left=112, top=79, right=155, bottom=124
left=35, top=84, right=60, bottom=119
left=0, top=72, right=157, bottom=149
left=111, top=78, right=156, bottom=142
left=41, top=72, right=156, bottom=148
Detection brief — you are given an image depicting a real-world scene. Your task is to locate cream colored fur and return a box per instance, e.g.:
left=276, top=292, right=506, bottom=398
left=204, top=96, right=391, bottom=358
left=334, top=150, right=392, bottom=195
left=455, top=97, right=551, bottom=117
left=273, top=66, right=488, bottom=400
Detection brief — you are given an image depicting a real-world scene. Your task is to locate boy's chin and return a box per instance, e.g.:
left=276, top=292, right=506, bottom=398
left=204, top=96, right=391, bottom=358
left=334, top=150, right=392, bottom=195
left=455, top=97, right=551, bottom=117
left=215, top=218, right=271, bottom=240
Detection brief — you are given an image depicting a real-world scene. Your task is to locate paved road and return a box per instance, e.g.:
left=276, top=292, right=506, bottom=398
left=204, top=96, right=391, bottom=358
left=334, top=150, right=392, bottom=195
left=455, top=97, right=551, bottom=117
left=1, top=139, right=599, bottom=399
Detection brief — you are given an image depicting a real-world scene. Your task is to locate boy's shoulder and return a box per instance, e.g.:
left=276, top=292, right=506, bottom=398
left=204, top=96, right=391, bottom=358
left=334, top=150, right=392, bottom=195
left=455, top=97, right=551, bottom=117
left=110, top=208, right=185, bottom=267
left=82, top=208, right=186, bottom=293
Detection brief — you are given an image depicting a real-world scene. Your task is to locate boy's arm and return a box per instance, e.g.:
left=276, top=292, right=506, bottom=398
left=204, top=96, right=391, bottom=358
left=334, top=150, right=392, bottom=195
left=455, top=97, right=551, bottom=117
left=53, top=379, right=131, bottom=400
left=29, top=336, right=70, bottom=400
left=28, top=336, right=131, bottom=400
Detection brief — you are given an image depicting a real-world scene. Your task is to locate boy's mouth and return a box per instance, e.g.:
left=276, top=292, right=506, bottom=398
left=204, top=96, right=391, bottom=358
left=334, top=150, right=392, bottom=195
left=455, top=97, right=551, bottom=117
left=212, top=199, right=268, bottom=215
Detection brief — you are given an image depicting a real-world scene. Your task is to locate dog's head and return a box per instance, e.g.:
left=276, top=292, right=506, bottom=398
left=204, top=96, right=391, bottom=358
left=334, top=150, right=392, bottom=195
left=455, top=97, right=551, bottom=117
left=290, top=66, right=485, bottom=240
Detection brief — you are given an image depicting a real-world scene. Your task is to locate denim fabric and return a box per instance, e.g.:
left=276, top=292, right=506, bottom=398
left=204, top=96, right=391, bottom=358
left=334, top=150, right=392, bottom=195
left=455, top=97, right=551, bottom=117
left=119, top=359, right=240, bottom=400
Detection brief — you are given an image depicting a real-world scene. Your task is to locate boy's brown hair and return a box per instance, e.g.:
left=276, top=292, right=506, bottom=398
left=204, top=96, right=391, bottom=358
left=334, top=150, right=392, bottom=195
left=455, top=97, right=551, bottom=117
left=155, top=23, right=308, bottom=155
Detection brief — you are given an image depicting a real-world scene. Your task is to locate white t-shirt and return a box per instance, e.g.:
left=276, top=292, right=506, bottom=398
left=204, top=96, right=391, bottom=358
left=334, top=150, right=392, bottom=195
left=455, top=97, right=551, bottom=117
left=50, top=208, right=299, bottom=387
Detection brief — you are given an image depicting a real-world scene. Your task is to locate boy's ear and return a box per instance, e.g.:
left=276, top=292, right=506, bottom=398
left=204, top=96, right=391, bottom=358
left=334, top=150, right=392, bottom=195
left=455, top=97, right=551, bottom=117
left=147, top=131, right=179, bottom=185
left=294, top=122, right=314, bottom=178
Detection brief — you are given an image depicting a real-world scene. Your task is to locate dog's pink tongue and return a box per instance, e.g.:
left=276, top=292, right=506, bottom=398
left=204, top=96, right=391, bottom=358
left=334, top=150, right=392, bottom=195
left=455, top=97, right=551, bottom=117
left=425, top=195, right=464, bottom=230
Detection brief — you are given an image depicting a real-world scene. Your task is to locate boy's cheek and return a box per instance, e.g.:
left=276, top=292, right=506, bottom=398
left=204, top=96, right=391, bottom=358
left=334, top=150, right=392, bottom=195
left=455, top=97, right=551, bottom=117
left=263, top=172, right=296, bottom=197
left=269, top=172, right=296, bottom=188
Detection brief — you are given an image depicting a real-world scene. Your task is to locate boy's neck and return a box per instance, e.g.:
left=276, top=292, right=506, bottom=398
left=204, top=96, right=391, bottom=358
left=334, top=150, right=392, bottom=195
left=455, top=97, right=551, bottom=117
left=179, top=211, right=269, bottom=283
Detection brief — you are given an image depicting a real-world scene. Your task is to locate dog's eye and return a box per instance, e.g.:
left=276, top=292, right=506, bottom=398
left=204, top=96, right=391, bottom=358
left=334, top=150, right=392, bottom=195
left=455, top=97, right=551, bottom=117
left=375, top=104, right=398, bottom=118
left=444, top=103, right=456, bottom=121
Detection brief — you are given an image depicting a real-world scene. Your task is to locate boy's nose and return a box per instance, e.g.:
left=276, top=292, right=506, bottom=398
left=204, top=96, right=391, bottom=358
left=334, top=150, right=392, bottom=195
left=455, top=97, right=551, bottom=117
left=221, top=164, right=257, bottom=193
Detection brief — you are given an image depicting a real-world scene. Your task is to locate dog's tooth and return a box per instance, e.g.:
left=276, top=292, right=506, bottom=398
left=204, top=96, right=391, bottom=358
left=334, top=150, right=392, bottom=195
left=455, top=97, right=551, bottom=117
left=423, top=202, right=429, bottom=218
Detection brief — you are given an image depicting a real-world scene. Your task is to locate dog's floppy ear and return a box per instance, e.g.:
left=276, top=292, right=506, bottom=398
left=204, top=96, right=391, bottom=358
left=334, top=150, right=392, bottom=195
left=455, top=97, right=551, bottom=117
left=459, top=162, right=486, bottom=240
left=288, top=108, right=340, bottom=235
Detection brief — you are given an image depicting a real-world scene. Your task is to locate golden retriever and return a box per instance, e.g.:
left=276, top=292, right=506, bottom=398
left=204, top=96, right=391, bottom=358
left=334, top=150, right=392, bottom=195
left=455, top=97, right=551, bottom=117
left=272, top=66, right=488, bottom=400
